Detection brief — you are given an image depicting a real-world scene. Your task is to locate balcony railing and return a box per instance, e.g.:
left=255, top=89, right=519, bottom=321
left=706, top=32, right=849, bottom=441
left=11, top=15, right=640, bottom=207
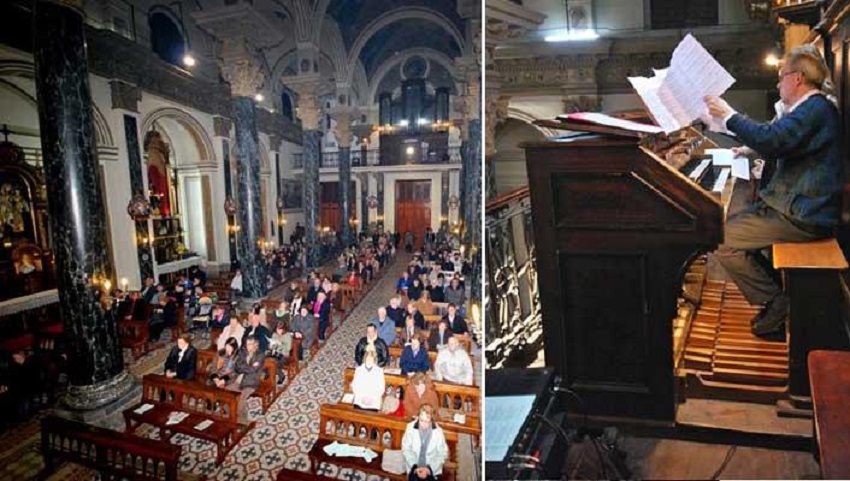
left=292, top=147, right=461, bottom=169
left=485, top=186, right=541, bottom=369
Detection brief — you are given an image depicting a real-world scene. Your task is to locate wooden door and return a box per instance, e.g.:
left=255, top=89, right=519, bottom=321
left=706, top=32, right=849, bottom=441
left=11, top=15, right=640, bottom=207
left=320, top=182, right=357, bottom=232
left=395, top=180, right=431, bottom=249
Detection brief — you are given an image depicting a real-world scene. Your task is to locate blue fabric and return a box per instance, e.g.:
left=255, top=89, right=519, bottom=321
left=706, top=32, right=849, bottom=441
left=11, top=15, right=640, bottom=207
left=373, top=317, right=396, bottom=347
left=726, top=94, right=843, bottom=228
left=400, top=346, right=430, bottom=375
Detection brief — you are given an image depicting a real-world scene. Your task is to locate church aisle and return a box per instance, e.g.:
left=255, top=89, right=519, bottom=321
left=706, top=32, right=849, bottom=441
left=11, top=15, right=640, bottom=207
left=207, top=256, right=407, bottom=480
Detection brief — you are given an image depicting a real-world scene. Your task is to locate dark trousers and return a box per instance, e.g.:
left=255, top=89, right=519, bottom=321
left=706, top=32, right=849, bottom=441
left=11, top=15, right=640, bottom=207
left=715, top=186, right=828, bottom=305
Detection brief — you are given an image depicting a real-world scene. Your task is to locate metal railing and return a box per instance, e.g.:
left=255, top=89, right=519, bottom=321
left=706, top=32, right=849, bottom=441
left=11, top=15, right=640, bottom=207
left=484, top=186, right=542, bottom=369
left=293, top=147, right=460, bottom=169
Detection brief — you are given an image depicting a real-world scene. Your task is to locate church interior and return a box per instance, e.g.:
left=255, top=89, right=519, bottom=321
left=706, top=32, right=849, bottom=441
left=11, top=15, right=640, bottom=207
left=0, top=0, right=483, bottom=479
left=486, top=0, right=850, bottom=479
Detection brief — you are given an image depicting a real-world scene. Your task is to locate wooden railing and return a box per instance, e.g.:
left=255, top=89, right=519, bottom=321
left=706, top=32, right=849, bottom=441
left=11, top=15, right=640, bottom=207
left=485, top=186, right=542, bottom=368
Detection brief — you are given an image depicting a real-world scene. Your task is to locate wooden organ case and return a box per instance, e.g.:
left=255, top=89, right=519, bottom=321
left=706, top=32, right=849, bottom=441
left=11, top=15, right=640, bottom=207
left=523, top=119, right=729, bottom=423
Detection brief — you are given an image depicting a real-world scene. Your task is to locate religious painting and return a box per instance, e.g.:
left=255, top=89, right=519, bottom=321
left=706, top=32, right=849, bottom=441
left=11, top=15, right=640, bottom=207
left=280, top=179, right=303, bottom=211
left=567, top=0, right=594, bottom=32
left=0, top=176, right=36, bottom=245
left=12, top=243, right=43, bottom=275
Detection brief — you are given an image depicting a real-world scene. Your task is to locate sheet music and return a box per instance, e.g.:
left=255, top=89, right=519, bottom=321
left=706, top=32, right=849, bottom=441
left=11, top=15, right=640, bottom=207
left=556, top=112, right=664, bottom=134
left=484, top=395, right=536, bottom=462
left=706, top=148, right=750, bottom=180
left=628, top=34, right=736, bottom=133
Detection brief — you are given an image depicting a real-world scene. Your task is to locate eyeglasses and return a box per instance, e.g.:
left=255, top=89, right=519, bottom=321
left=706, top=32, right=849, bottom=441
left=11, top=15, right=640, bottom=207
left=778, top=70, right=800, bottom=80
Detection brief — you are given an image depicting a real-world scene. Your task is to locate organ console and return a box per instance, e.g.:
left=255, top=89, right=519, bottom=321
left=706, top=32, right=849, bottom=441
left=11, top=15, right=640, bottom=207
left=521, top=113, right=736, bottom=422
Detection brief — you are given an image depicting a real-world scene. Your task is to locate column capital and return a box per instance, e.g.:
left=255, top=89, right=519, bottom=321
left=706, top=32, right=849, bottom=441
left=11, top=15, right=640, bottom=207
left=330, top=105, right=355, bottom=147
left=221, top=55, right=265, bottom=98
left=268, top=133, right=282, bottom=151
left=284, top=74, right=322, bottom=130
left=485, top=95, right=511, bottom=157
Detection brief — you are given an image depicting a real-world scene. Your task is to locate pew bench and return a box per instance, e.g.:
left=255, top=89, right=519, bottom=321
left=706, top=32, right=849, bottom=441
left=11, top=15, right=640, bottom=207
left=808, top=350, right=850, bottom=479
left=41, top=415, right=181, bottom=481
left=195, top=348, right=291, bottom=414
left=773, top=238, right=850, bottom=414
left=124, top=374, right=254, bottom=465
left=342, top=367, right=481, bottom=437
left=307, top=403, right=458, bottom=481
left=119, top=319, right=150, bottom=361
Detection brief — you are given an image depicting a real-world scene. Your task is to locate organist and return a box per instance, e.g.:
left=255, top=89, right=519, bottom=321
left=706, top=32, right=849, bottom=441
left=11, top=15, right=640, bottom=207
left=704, top=45, right=842, bottom=339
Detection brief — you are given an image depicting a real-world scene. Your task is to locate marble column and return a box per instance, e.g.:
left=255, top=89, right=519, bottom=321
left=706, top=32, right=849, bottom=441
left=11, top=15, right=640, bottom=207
left=33, top=0, right=133, bottom=410
left=339, top=146, right=352, bottom=246
left=124, top=115, right=154, bottom=281
left=232, top=96, right=267, bottom=298
left=333, top=107, right=354, bottom=247
left=288, top=77, right=322, bottom=268
left=303, top=129, right=321, bottom=268
left=465, top=118, right=483, bottom=302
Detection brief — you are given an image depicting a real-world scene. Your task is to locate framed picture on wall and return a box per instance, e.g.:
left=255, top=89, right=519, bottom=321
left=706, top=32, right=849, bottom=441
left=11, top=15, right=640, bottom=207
left=567, top=0, right=594, bottom=32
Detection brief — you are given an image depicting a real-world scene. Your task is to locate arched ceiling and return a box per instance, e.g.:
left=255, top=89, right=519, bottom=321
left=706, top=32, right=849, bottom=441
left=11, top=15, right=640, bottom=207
left=358, top=19, right=462, bottom=76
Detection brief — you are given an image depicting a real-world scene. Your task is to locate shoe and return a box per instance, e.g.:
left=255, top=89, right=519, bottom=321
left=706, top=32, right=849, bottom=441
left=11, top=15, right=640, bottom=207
left=751, top=295, right=788, bottom=339
left=750, top=305, right=769, bottom=327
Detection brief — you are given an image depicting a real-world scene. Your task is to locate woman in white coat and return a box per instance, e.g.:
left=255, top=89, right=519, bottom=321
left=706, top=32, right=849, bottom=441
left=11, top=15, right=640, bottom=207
left=401, top=404, right=449, bottom=477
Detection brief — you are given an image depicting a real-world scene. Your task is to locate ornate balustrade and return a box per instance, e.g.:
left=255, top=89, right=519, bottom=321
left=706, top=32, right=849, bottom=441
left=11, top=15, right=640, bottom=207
left=485, top=186, right=542, bottom=368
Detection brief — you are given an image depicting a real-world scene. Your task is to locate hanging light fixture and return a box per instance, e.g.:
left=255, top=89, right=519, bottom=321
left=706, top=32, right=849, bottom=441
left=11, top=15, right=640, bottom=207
left=127, top=192, right=153, bottom=221
left=223, top=196, right=237, bottom=216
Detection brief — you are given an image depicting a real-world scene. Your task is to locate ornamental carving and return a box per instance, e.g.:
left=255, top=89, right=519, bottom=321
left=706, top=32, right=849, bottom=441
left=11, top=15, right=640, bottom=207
left=221, top=58, right=265, bottom=98
left=562, top=95, right=602, bottom=113
left=109, top=80, right=141, bottom=113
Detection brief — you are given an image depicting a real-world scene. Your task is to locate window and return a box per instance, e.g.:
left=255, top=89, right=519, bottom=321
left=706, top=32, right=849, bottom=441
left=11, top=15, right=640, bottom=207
left=650, top=0, right=718, bottom=30
left=281, top=92, right=294, bottom=120
left=149, top=11, right=185, bottom=66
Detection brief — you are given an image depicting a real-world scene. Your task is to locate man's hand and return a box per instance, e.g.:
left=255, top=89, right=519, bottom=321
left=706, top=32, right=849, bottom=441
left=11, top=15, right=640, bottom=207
left=704, top=95, right=734, bottom=119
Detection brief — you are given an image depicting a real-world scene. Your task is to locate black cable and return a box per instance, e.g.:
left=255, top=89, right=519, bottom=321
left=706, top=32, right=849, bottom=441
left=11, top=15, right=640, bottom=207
left=551, top=385, right=588, bottom=432
left=533, top=412, right=571, bottom=446
left=711, top=445, right=737, bottom=480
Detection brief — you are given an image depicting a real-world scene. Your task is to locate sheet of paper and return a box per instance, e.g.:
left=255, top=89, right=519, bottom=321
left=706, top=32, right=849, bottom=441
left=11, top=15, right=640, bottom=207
left=341, top=393, right=354, bottom=404
left=628, top=34, right=735, bottom=133
left=134, top=403, right=154, bottom=415
left=705, top=148, right=735, bottom=166
left=731, top=158, right=750, bottom=180
left=195, top=419, right=213, bottom=431
left=484, top=395, right=536, bottom=462
left=556, top=112, right=664, bottom=134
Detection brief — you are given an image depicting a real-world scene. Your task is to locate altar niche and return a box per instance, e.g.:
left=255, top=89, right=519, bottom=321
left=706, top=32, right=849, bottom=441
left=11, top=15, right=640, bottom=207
left=0, top=138, right=54, bottom=301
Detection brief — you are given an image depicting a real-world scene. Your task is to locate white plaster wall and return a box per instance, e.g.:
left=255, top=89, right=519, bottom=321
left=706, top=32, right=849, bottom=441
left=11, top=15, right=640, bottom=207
left=181, top=175, right=207, bottom=258
left=90, top=75, right=141, bottom=289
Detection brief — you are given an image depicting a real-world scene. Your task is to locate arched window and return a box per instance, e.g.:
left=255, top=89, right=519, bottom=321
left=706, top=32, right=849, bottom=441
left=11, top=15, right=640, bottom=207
left=281, top=92, right=294, bottom=120
left=149, top=11, right=185, bottom=66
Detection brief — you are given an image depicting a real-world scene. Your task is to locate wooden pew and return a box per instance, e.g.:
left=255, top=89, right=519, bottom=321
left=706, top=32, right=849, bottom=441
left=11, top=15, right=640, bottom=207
left=307, top=403, right=458, bottom=481
left=119, top=319, right=150, bottom=361
left=41, top=415, right=181, bottom=481
left=342, top=367, right=481, bottom=437
left=124, top=374, right=254, bottom=465
left=808, top=350, right=850, bottom=479
left=195, top=348, right=284, bottom=414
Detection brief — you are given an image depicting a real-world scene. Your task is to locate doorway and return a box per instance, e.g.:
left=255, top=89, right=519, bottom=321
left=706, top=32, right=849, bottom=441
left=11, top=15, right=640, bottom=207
left=395, top=180, right=431, bottom=250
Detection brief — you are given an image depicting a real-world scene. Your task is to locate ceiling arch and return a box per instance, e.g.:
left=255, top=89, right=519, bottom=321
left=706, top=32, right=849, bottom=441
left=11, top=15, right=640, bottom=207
left=344, top=7, right=466, bottom=84
left=368, top=48, right=460, bottom=103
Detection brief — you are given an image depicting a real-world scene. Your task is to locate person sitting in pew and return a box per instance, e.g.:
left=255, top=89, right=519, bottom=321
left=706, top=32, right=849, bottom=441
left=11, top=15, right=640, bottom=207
left=164, top=334, right=197, bottom=380
left=270, top=301, right=290, bottom=332
left=355, top=323, right=389, bottom=367
left=232, top=336, right=264, bottom=422
left=433, top=336, right=473, bottom=386
left=268, top=323, right=292, bottom=385
left=403, top=373, right=440, bottom=420
left=414, top=290, right=436, bottom=316
left=408, top=278, right=423, bottom=302
left=402, top=404, right=449, bottom=478
left=351, top=349, right=385, bottom=411
left=209, top=337, right=239, bottom=387
left=242, top=313, right=271, bottom=354
left=292, top=305, right=314, bottom=360
left=210, top=304, right=229, bottom=329
left=442, top=304, right=468, bottom=336
left=427, top=320, right=454, bottom=352
left=217, top=316, right=245, bottom=352
left=399, top=316, right=421, bottom=346
left=387, top=296, right=406, bottom=329
left=406, top=303, right=426, bottom=330
left=400, top=337, right=430, bottom=376
left=373, top=307, right=397, bottom=347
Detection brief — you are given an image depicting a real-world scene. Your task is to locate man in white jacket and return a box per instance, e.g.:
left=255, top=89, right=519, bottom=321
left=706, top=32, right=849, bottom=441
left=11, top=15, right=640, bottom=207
left=401, top=404, right=449, bottom=476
